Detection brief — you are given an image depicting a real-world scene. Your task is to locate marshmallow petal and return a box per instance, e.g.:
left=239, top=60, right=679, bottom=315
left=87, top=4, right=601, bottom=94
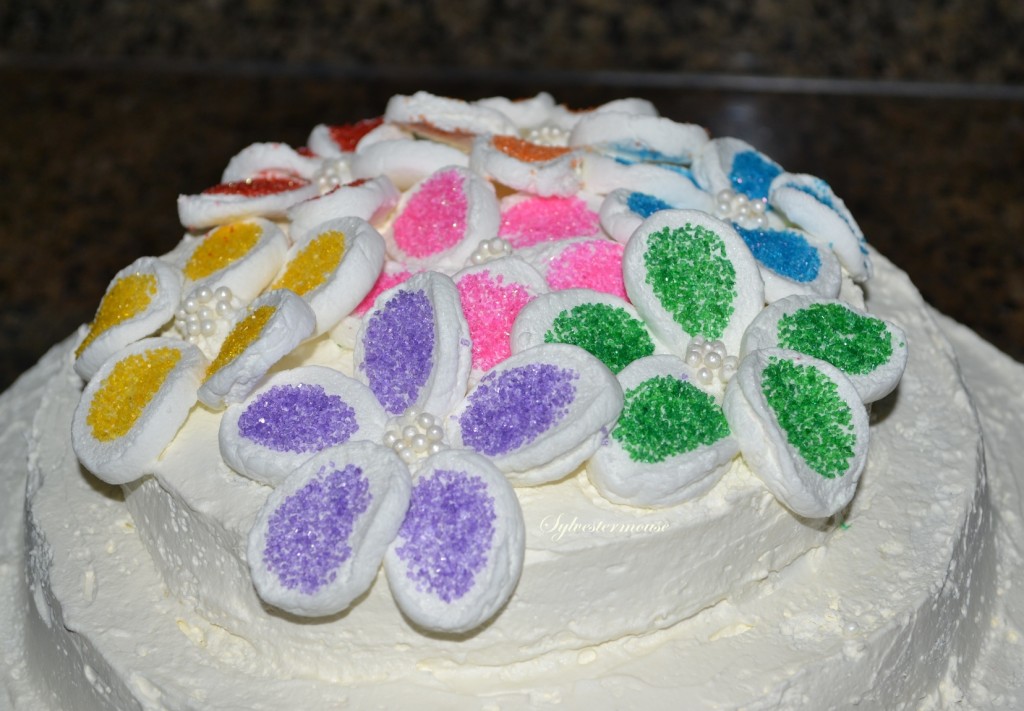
left=469, top=135, right=583, bottom=197
left=272, top=216, right=386, bottom=336
left=174, top=218, right=290, bottom=304
left=769, top=172, right=873, bottom=282
left=354, top=271, right=472, bottom=417
left=72, top=338, right=207, bottom=485
left=385, top=91, right=519, bottom=147
left=693, top=137, right=783, bottom=201
left=453, top=257, right=548, bottom=376
left=384, top=167, right=499, bottom=270
left=569, top=112, right=709, bottom=166
left=588, top=355, right=738, bottom=507
left=247, top=441, right=412, bottom=617
left=306, top=118, right=385, bottom=157
left=287, top=176, right=400, bottom=239
left=74, top=257, right=184, bottom=381
left=220, top=365, right=389, bottom=486
left=221, top=142, right=321, bottom=182
left=581, top=152, right=712, bottom=210
left=446, top=343, right=623, bottom=486
left=178, top=176, right=319, bottom=231
left=512, top=289, right=666, bottom=374
left=733, top=225, right=843, bottom=302
left=723, top=348, right=869, bottom=518
left=198, top=289, right=316, bottom=409
left=385, top=449, right=525, bottom=633
left=623, top=209, right=765, bottom=355
left=351, top=139, right=469, bottom=191
left=498, top=193, right=602, bottom=249
left=742, top=296, right=908, bottom=403
left=519, top=237, right=627, bottom=300
left=474, top=92, right=558, bottom=131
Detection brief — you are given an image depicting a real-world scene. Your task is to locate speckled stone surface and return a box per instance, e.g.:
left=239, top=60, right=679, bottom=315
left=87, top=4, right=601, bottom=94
left=0, top=67, right=1022, bottom=391
left=2, top=1, right=1023, bottom=82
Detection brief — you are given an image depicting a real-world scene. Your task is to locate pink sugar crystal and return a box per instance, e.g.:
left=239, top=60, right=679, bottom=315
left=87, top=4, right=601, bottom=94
left=456, top=271, right=534, bottom=372
left=392, top=169, right=468, bottom=258
left=547, top=240, right=628, bottom=300
left=498, top=196, right=600, bottom=248
left=354, top=268, right=414, bottom=315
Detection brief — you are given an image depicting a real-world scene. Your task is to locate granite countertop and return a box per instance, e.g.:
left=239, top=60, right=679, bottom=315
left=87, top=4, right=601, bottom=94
left=1, top=66, right=1022, bottom=391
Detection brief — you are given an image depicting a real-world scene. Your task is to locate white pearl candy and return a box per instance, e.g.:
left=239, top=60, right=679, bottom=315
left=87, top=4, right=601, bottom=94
left=686, top=336, right=737, bottom=385
left=468, top=237, right=512, bottom=266
left=714, top=188, right=770, bottom=229
left=384, top=407, right=447, bottom=462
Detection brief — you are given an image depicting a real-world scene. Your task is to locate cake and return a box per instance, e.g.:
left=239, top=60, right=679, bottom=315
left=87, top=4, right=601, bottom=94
left=1, top=90, right=1020, bottom=710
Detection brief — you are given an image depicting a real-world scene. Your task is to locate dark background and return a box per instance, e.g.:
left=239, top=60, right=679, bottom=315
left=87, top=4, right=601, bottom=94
left=2, top=1, right=1023, bottom=391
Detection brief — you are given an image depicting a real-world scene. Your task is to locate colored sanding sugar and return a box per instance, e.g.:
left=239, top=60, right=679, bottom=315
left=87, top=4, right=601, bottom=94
left=456, top=271, right=534, bottom=372
left=360, top=289, right=435, bottom=414
left=262, top=464, right=372, bottom=594
left=643, top=224, right=737, bottom=340
left=729, top=150, right=782, bottom=201
left=760, top=357, right=856, bottom=479
left=238, top=384, right=359, bottom=453
left=394, top=469, right=496, bottom=603
left=547, top=240, right=627, bottom=299
left=460, top=363, right=578, bottom=456
left=734, top=226, right=821, bottom=283
left=392, top=169, right=468, bottom=258
left=543, top=303, right=654, bottom=374
left=498, top=196, right=600, bottom=248
left=626, top=192, right=673, bottom=219
left=776, top=303, right=893, bottom=375
left=612, top=375, right=730, bottom=463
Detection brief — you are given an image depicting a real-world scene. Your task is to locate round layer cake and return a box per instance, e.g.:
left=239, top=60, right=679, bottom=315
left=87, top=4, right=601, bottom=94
left=4, top=92, right=999, bottom=709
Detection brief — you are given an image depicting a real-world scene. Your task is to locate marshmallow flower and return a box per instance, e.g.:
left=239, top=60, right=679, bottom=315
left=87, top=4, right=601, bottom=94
left=247, top=441, right=412, bottom=617
left=723, top=348, right=870, bottom=519
left=178, top=175, right=320, bottom=231
left=72, top=337, right=207, bottom=485
left=385, top=449, right=525, bottom=633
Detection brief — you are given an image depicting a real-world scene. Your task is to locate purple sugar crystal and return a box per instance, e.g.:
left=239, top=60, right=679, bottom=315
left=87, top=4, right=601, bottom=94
left=460, top=363, right=577, bottom=456
left=238, top=384, right=359, bottom=453
left=262, top=464, right=372, bottom=595
left=360, top=289, right=435, bottom=415
left=395, top=469, right=496, bottom=603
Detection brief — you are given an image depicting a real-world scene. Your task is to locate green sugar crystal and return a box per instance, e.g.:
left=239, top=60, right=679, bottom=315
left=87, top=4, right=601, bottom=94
left=643, top=224, right=737, bottom=340
left=612, top=375, right=730, bottom=463
left=776, top=303, right=893, bottom=376
left=760, top=357, right=856, bottom=479
left=544, top=303, right=655, bottom=374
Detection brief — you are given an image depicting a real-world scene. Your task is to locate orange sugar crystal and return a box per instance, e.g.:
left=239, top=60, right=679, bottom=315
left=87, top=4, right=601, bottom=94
left=75, top=273, right=158, bottom=358
left=273, top=230, right=346, bottom=296
left=184, top=222, right=262, bottom=281
left=492, top=135, right=572, bottom=163
left=86, top=347, right=182, bottom=441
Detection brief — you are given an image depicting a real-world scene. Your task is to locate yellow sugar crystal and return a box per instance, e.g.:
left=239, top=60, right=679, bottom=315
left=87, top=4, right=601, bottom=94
left=184, top=222, right=262, bottom=281
left=76, top=273, right=158, bottom=358
left=205, top=304, right=275, bottom=379
left=87, top=347, right=182, bottom=442
left=273, top=230, right=346, bottom=296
